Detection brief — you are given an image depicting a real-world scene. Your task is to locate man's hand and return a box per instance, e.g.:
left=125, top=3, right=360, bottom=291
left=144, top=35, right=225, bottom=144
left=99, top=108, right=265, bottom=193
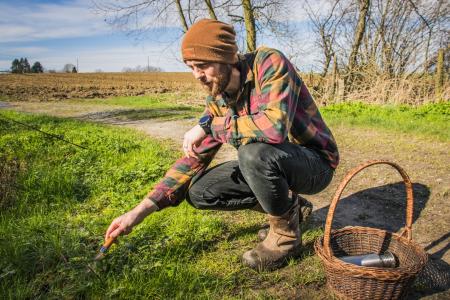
left=105, top=198, right=157, bottom=240
left=105, top=210, right=140, bottom=239
left=183, top=124, right=207, bottom=159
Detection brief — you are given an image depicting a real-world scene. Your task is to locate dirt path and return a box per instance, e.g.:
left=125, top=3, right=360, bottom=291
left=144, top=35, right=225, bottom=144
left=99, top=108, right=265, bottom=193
left=2, top=101, right=449, bottom=297
left=0, top=102, right=12, bottom=109
left=1, top=101, right=238, bottom=163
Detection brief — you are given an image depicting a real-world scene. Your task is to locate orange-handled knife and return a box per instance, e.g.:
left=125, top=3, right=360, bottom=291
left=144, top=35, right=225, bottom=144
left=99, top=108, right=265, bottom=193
left=94, top=236, right=116, bottom=261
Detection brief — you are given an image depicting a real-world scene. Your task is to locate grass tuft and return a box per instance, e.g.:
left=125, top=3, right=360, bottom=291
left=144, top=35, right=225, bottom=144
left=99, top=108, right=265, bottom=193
left=321, top=101, right=449, bottom=141
left=0, top=111, right=227, bottom=298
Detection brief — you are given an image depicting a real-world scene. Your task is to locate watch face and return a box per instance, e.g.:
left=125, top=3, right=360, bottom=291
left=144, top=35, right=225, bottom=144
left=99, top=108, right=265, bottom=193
left=199, top=115, right=211, bottom=124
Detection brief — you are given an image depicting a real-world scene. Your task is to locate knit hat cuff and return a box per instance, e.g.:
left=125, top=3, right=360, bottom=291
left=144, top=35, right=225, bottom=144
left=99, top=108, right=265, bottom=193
left=182, top=45, right=238, bottom=64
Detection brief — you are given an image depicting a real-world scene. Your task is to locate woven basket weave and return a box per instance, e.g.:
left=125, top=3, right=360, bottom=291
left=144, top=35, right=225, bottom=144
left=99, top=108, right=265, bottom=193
left=315, top=160, right=428, bottom=300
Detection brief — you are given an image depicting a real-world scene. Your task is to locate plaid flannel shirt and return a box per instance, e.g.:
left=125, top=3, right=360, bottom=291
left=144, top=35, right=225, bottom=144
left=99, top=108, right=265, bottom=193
left=147, top=47, right=339, bottom=210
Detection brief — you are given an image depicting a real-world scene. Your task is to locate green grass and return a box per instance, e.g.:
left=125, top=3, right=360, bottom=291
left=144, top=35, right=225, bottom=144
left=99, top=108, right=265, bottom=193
left=65, top=95, right=204, bottom=121
left=73, top=94, right=199, bottom=108
left=0, top=111, right=223, bottom=298
left=321, top=101, right=449, bottom=141
left=2, top=100, right=447, bottom=298
left=0, top=111, right=323, bottom=299
left=97, top=95, right=204, bottom=121
left=82, top=107, right=202, bottom=121
left=76, top=98, right=449, bottom=140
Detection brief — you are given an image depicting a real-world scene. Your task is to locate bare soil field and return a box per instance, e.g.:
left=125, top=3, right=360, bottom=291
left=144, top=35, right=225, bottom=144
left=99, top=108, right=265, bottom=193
left=2, top=72, right=447, bottom=106
left=0, top=73, right=203, bottom=102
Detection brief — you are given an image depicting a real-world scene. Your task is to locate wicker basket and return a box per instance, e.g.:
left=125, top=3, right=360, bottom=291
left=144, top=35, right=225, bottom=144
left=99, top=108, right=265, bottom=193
left=315, top=160, right=428, bottom=300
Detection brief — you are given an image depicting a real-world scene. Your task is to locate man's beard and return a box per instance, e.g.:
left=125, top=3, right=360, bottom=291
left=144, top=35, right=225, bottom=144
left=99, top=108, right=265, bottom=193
left=200, top=64, right=232, bottom=99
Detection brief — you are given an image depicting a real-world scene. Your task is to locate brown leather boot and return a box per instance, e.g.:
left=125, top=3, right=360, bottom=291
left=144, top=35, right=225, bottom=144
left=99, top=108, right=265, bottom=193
left=257, top=194, right=312, bottom=241
left=242, top=200, right=302, bottom=270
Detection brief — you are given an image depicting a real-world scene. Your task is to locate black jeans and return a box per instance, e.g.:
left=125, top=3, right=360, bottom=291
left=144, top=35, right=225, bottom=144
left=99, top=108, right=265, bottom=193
left=186, top=142, right=334, bottom=216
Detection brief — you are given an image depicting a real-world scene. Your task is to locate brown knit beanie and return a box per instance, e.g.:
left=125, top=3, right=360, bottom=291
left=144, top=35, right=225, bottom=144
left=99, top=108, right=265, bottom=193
left=181, top=19, right=238, bottom=64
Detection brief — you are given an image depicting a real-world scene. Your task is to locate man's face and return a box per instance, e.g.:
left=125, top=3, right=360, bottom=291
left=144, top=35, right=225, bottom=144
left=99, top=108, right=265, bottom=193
left=186, top=61, right=232, bottom=98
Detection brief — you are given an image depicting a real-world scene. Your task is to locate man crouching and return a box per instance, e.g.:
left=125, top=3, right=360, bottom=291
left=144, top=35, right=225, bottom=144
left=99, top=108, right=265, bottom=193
left=105, top=19, right=339, bottom=270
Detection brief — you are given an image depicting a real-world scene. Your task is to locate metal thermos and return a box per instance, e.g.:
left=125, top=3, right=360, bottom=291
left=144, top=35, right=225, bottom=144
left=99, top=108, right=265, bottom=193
left=339, top=251, right=397, bottom=268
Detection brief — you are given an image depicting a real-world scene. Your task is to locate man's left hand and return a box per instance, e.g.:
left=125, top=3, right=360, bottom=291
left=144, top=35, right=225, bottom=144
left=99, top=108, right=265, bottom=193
left=183, top=124, right=207, bottom=159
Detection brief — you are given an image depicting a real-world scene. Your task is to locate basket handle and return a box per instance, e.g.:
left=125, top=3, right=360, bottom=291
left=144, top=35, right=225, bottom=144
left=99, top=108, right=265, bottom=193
left=323, top=160, right=414, bottom=258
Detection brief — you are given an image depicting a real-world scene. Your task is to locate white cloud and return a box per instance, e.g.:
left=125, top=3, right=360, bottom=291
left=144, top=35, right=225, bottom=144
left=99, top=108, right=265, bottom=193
left=0, top=0, right=111, bottom=42
left=0, top=25, right=35, bottom=41
left=3, top=46, right=49, bottom=56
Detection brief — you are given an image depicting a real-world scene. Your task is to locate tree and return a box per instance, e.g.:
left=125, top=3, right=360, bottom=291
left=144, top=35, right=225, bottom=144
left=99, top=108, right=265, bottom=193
left=93, top=0, right=296, bottom=53
left=122, top=65, right=163, bottom=72
left=62, top=64, right=76, bottom=73
left=305, top=0, right=448, bottom=80
left=304, top=0, right=350, bottom=77
left=11, top=57, right=33, bottom=73
left=72, top=66, right=78, bottom=73
left=18, top=58, right=25, bottom=73
left=11, top=59, right=20, bottom=73
left=23, top=58, right=31, bottom=73
left=31, top=61, right=44, bottom=73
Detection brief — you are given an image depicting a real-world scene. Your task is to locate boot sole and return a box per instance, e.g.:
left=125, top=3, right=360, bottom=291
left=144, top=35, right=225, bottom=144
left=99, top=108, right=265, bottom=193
left=243, top=247, right=303, bottom=271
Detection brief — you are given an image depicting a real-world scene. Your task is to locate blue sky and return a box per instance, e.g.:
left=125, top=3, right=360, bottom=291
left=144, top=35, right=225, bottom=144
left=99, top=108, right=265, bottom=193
left=0, top=0, right=320, bottom=72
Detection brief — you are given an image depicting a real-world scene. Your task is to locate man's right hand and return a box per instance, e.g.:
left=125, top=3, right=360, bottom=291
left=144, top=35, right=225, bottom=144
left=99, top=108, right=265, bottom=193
left=105, top=197, right=158, bottom=240
left=183, top=124, right=207, bottom=159
left=105, top=210, right=140, bottom=239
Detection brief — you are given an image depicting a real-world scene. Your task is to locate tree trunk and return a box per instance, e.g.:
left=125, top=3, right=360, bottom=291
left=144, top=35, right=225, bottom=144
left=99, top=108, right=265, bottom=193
left=378, top=0, right=391, bottom=76
left=383, top=45, right=394, bottom=77
left=322, top=53, right=332, bottom=77
left=347, top=0, right=370, bottom=72
left=320, top=27, right=332, bottom=77
left=435, top=48, right=444, bottom=100
left=175, top=0, right=189, bottom=32
left=332, top=54, right=339, bottom=101
left=203, top=0, right=217, bottom=20
left=242, top=0, right=256, bottom=52
left=423, top=29, right=432, bottom=73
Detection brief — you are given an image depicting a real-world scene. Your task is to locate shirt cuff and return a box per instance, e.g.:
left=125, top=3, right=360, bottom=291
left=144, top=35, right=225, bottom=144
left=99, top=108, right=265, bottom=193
left=144, top=196, right=160, bottom=211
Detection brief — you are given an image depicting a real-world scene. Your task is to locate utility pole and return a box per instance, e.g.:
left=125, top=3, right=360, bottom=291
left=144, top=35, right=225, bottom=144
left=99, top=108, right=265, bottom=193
left=147, top=56, right=150, bottom=72
left=77, top=58, right=79, bottom=73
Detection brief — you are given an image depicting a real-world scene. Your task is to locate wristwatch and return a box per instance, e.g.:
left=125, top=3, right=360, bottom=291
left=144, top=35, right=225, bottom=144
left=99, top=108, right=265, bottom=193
left=198, top=115, right=213, bottom=134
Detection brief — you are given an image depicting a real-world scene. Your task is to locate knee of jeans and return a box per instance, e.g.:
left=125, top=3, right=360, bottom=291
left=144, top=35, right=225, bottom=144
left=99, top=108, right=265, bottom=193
left=186, top=186, right=205, bottom=209
left=238, top=143, right=269, bottom=170
left=186, top=185, right=218, bottom=210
